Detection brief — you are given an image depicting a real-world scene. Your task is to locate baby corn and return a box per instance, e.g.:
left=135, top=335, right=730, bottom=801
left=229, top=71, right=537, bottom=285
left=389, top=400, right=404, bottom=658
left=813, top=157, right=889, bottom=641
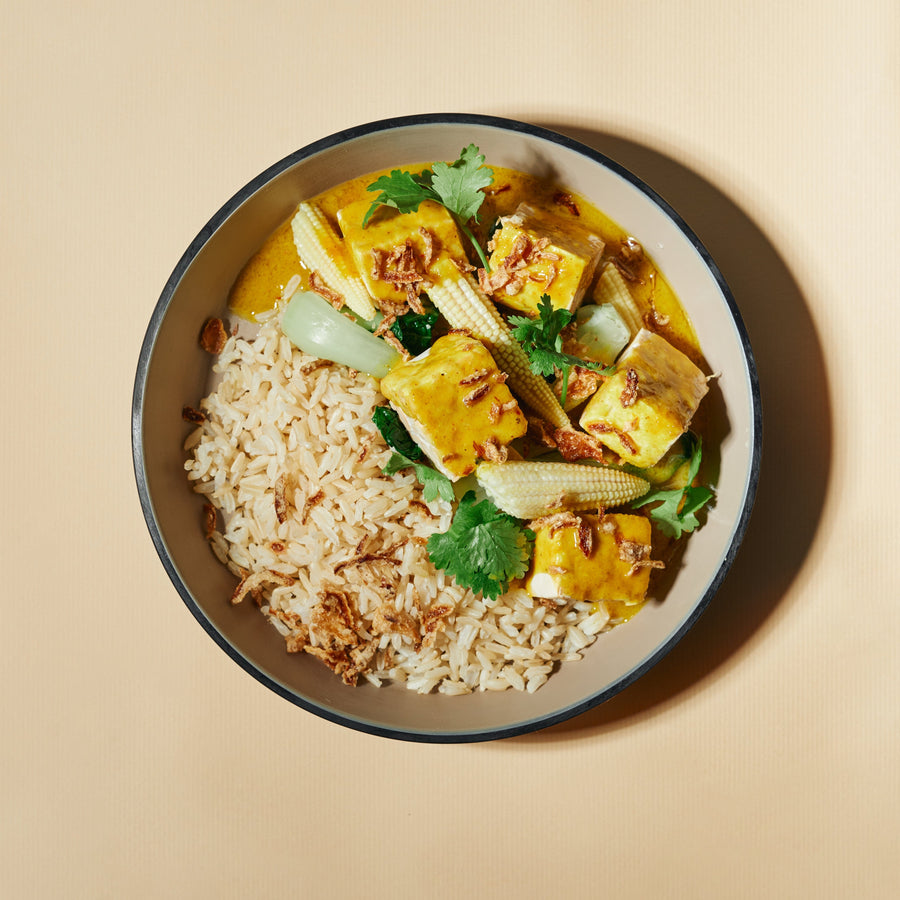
left=427, top=260, right=570, bottom=429
left=476, top=460, right=650, bottom=520
left=291, top=202, right=377, bottom=322
left=593, top=263, right=643, bottom=336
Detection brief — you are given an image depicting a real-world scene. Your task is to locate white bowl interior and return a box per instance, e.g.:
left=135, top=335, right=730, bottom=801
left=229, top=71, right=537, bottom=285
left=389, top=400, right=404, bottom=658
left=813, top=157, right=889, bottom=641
left=134, top=117, right=759, bottom=741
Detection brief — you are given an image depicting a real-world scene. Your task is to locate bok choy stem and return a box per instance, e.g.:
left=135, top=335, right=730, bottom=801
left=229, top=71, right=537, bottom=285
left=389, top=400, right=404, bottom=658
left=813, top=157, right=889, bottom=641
left=280, top=290, right=399, bottom=379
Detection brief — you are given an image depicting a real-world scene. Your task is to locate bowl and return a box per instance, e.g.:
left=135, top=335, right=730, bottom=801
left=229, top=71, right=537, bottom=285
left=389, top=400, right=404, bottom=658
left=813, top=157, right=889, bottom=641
left=132, top=113, right=761, bottom=742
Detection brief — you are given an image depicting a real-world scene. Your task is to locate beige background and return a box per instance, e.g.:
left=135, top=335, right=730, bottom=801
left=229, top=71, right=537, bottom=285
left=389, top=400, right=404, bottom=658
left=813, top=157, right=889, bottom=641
left=3, top=1, right=899, bottom=897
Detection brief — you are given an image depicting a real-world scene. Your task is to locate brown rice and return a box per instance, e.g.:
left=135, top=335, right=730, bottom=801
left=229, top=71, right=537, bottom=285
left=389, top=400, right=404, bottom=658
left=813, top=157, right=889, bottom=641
left=183, top=310, right=612, bottom=693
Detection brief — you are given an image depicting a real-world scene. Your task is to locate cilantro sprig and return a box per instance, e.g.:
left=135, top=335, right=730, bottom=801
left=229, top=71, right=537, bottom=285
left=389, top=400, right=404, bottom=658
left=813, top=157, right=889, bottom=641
left=362, top=144, right=494, bottom=270
left=631, top=432, right=714, bottom=538
left=509, top=295, right=613, bottom=406
left=426, top=492, right=535, bottom=601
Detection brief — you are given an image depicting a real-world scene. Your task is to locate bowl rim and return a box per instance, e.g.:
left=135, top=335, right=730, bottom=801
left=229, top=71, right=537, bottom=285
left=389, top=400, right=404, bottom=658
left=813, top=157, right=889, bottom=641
left=132, top=112, right=763, bottom=743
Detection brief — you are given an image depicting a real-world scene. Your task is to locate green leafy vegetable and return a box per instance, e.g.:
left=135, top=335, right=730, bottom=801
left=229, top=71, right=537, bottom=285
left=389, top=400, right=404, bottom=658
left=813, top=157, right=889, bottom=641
left=362, top=144, right=494, bottom=270
left=362, top=169, right=431, bottom=221
left=374, top=406, right=454, bottom=502
left=429, top=144, right=495, bottom=223
left=509, top=295, right=612, bottom=406
left=426, top=492, right=535, bottom=601
left=372, top=406, right=422, bottom=460
left=631, top=433, right=714, bottom=538
left=390, top=310, right=440, bottom=356
left=382, top=451, right=454, bottom=504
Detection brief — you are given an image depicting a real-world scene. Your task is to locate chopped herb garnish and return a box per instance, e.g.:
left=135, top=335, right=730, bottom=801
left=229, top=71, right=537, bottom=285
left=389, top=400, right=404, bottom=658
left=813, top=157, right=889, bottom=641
left=631, top=432, right=714, bottom=538
left=426, top=492, right=535, bottom=601
left=509, top=294, right=612, bottom=406
left=382, top=451, right=454, bottom=504
left=363, top=144, right=494, bottom=270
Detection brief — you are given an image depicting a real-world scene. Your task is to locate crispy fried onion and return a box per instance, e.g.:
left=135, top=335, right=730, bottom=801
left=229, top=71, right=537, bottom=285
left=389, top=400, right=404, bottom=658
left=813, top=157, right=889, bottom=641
left=419, top=602, right=455, bottom=649
left=182, top=405, right=205, bottom=424
left=459, top=367, right=492, bottom=386
left=297, top=587, right=376, bottom=685
left=529, top=510, right=582, bottom=535
left=553, top=191, right=580, bottom=216
left=523, top=419, right=615, bottom=463
left=552, top=426, right=611, bottom=463
left=460, top=369, right=508, bottom=407
left=273, top=474, right=290, bottom=525
left=619, top=236, right=643, bottom=265
left=304, top=643, right=376, bottom=686
left=371, top=604, right=419, bottom=643
left=333, top=537, right=406, bottom=574
left=616, top=539, right=665, bottom=577
left=584, top=421, right=639, bottom=456
left=473, top=436, right=508, bottom=463
left=528, top=511, right=595, bottom=559
left=298, top=359, right=332, bottom=376
left=478, top=231, right=560, bottom=296
left=620, top=368, right=639, bottom=408
left=231, top=569, right=296, bottom=606
left=450, top=257, right=476, bottom=274
left=202, top=502, right=217, bottom=540
left=551, top=362, right=604, bottom=407
left=309, top=271, right=344, bottom=309
left=488, top=398, right=519, bottom=424
left=370, top=235, right=433, bottom=313
left=644, top=300, right=670, bottom=329
left=199, top=317, right=228, bottom=354
left=300, top=489, right=325, bottom=525
left=462, top=382, right=491, bottom=407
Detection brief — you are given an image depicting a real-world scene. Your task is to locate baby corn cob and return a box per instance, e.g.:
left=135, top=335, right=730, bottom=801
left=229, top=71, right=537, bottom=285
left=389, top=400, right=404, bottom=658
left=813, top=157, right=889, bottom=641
left=291, top=202, right=377, bottom=321
left=477, top=460, right=650, bottom=520
left=593, top=263, right=643, bottom=336
left=428, top=260, right=570, bottom=429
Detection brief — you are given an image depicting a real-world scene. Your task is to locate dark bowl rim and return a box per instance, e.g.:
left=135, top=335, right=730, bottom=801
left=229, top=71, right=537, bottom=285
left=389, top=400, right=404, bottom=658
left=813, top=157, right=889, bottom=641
left=132, top=112, right=763, bottom=743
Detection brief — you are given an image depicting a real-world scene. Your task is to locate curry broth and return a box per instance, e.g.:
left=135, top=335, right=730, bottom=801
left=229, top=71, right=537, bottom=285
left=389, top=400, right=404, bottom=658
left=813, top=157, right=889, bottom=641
left=227, top=163, right=702, bottom=372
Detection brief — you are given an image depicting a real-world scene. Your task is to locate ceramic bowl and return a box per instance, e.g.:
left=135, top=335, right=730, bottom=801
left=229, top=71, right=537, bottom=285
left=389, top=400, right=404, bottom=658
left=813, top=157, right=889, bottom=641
left=132, top=114, right=761, bottom=742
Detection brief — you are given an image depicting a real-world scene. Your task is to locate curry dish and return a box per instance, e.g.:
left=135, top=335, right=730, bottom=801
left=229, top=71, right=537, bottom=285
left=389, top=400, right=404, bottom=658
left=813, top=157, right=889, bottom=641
left=184, top=146, right=715, bottom=691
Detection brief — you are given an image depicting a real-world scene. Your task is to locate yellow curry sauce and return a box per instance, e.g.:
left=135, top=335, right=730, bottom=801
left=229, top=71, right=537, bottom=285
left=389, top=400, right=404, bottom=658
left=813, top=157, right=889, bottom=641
left=228, top=164, right=702, bottom=365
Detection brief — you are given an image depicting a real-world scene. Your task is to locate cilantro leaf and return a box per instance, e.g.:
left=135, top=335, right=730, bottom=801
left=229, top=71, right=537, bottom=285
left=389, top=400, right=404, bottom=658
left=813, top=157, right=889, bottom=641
left=363, top=146, right=494, bottom=270
left=510, top=295, right=611, bottom=406
left=383, top=451, right=455, bottom=504
left=631, top=433, right=715, bottom=538
left=426, top=492, right=534, bottom=601
left=372, top=406, right=422, bottom=460
left=362, top=169, right=436, bottom=226
left=430, top=144, right=494, bottom=223
left=390, top=309, right=440, bottom=356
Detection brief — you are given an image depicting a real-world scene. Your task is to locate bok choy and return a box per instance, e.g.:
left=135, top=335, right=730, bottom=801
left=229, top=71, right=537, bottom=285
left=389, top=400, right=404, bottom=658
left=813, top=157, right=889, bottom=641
left=280, top=290, right=400, bottom=379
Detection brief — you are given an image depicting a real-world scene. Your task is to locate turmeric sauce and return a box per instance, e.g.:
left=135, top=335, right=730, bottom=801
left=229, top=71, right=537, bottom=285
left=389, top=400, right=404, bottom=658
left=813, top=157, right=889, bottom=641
left=226, top=163, right=704, bottom=373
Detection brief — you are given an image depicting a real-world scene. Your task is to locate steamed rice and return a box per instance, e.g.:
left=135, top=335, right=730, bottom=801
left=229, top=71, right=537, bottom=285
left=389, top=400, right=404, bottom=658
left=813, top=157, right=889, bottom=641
left=184, top=310, right=611, bottom=693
